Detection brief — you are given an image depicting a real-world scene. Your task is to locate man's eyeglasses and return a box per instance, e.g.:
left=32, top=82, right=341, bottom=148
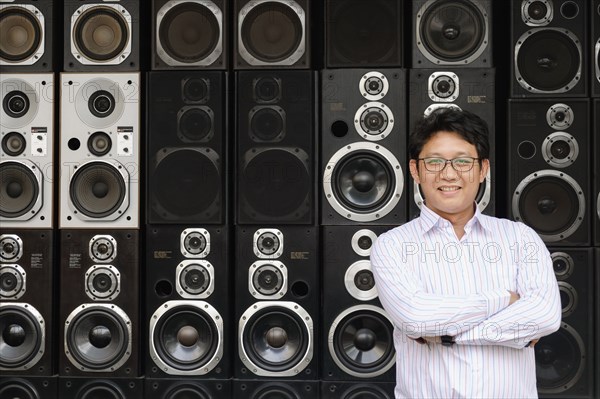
left=418, top=157, right=480, bottom=172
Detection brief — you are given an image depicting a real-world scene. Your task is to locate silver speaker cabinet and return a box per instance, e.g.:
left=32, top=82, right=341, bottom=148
left=59, top=73, right=140, bottom=228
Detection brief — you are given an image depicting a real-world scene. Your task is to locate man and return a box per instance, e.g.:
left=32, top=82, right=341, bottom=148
left=370, top=109, right=561, bottom=398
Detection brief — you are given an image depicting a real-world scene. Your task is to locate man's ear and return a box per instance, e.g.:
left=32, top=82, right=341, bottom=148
left=409, top=159, right=421, bottom=184
left=479, top=159, right=490, bottom=182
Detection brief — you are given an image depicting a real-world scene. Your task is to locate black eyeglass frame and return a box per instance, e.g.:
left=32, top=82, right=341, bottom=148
left=416, top=157, right=482, bottom=172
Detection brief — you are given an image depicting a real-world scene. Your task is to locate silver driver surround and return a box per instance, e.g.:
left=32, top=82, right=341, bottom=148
left=596, top=38, right=600, bottom=84
left=237, top=0, right=306, bottom=66
left=521, top=0, right=553, bottom=26
left=546, top=103, right=574, bottom=130
left=550, top=252, right=574, bottom=281
left=0, top=160, right=44, bottom=221
left=149, top=300, right=224, bottom=375
left=238, top=301, right=313, bottom=377
left=89, top=235, right=117, bottom=263
left=0, top=302, right=45, bottom=371
left=359, top=71, right=389, bottom=101
left=253, top=228, right=283, bottom=259
left=176, top=260, right=214, bottom=299
left=351, top=229, right=378, bottom=257
left=1, top=78, right=40, bottom=129
left=424, top=103, right=462, bottom=118
left=180, top=228, right=210, bottom=258
left=542, top=132, right=579, bottom=168
left=428, top=72, right=459, bottom=102
left=344, top=260, right=378, bottom=301
left=249, top=260, right=287, bottom=299
left=557, top=281, right=577, bottom=318
left=156, top=0, right=223, bottom=67
left=353, top=102, right=394, bottom=141
left=597, top=192, right=599, bottom=221
left=84, top=265, right=120, bottom=301
left=0, top=234, right=23, bottom=262
left=74, top=78, right=126, bottom=129
left=0, top=4, right=45, bottom=66
left=0, top=264, right=26, bottom=300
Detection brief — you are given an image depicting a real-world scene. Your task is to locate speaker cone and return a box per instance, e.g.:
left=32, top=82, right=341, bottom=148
left=74, top=381, right=125, bottom=399
left=183, top=78, right=209, bottom=103
left=164, top=383, right=212, bottom=399
left=0, top=380, right=39, bottom=399
left=0, top=264, right=25, bottom=300
left=250, top=261, right=287, bottom=299
left=0, top=234, right=22, bottom=262
left=0, top=161, right=40, bottom=219
left=0, top=6, right=42, bottom=63
left=0, top=303, right=44, bottom=370
left=1, top=132, right=27, bottom=157
left=85, top=265, right=120, bottom=301
left=87, top=132, right=112, bottom=156
left=250, top=106, right=285, bottom=142
left=69, top=161, right=127, bottom=219
left=338, top=384, right=393, bottom=399
left=178, top=107, right=213, bottom=142
left=3, top=90, right=30, bottom=118
left=251, top=384, right=300, bottom=399
left=73, top=6, right=129, bottom=62
left=177, top=261, right=213, bottom=298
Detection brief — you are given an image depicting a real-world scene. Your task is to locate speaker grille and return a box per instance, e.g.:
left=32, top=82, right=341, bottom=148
left=69, top=162, right=127, bottom=219
left=0, top=6, right=42, bottom=63
left=0, top=161, right=40, bottom=219
left=73, top=6, right=129, bottom=62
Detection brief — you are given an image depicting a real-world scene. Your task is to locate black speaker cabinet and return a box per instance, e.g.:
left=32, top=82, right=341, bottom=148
left=145, top=225, right=231, bottom=379
left=235, top=70, right=317, bottom=224
left=596, top=248, right=600, bottom=399
left=147, top=71, right=228, bottom=224
left=0, top=376, right=58, bottom=399
left=58, top=230, right=140, bottom=377
left=325, top=0, right=403, bottom=68
left=321, top=226, right=396, bottom=382
left=535, top=248, right=594, bottom=398
left=235, top=226, right=319, bottom=379
left=594, top=99, right=600, bottom=246
left=59, top=376, right=143, bottom=399
left=0, top=230, right=53, bottom=376
left=234, top=0, right=310, bottom=69
left=321, top=68, right=407, bottom=225
left=322, top=381, right=396, bottom=399
left=511, top=0, right=588, bottom=97
left=593, top=0, right=600, bottom=96
left=412, top=0, right=492, bottom=68
left=508, top=98, right=591, bottom=246
left=233, top=379, right=319, bottom=399
left=0, top=0, right=53, bottom=72
left=1, top=73, right=54, bottom=229
left=407, top=68, right=496, bottom=219
left=63, top=0, right=140, bottom=71
left=152, top=0, right=228, bottom=70
left=147, top=378, right=231, bottom=399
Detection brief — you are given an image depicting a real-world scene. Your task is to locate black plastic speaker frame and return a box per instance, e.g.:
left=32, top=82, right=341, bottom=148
left=593, top=0, right=600, bottom=97
left=594, top=99, right=600, bottom=246
left=146, top=378, right=231, bottom=399
left=233, top=379, right=319, bottom=399
left=59, top=376, right=143, bottom=399
left=0, top=376, right=58, bottom=399
left=321, top=381, right=396, bottom=399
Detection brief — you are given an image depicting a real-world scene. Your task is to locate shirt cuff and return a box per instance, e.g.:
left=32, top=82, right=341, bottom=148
left=482, top=289, right=512, bottom=317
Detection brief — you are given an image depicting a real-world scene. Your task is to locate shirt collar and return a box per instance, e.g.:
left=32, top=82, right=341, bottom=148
left=419, top=202, right=492, bottom=234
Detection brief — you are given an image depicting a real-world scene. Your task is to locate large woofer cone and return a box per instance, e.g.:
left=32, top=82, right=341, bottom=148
left=535, top=323, right=585, bottom=393
left=149, top=301, right=223, bottom=375
left=328, top=305, right=395, bottom=378
left=238, top=0, right=305, bottom=65
left=338, top=384, right=393, bottom=399
left=65, top=304, right=131, bottom=371
left=75, top=381, right=126, bottom=399
left=0, top=161, right=40, bottom=219
left=69, top=162, right=127, bottom=219
left=152, top=148, right=220, bottom=220
left=417, top=0, right=487, bottom=63
left=0, top=6, right=43, bottom=63
left=515, top=28, right=582, bottom=93
left=0, top=303, right=44, bottom=370
left=512, top=170, right=584, bottom=242
left=240, top=148, right=310, bottom=220
left=163, top=383, right=212, bottom=399
left=0, top=379, right=39, bottom=399
left=157, top=1, right=221, bottom=65
left=73, top=6, right=129, bottom=62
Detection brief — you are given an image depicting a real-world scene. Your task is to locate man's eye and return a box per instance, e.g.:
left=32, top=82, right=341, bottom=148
left=426, top=158, right=444, bottom=164
left=454, top=158, right=471, bottom=164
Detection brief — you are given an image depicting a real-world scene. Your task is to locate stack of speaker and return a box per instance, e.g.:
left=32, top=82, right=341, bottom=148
left=507, top=1, right=599, bottom=397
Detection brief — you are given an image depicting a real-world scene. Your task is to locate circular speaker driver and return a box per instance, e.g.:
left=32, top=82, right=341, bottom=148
left=73, top=6, right=129, bottom=62
left=0, top=304, right=43, bottom=369
left=0, top=161, right=40, bottom=219
left=69, top=162, right=127, bottom=219
left=0, top=6, right=42, bottom=63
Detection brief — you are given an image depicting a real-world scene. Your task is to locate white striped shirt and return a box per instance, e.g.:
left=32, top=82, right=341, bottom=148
left=370, top=204, right=562, bottom=399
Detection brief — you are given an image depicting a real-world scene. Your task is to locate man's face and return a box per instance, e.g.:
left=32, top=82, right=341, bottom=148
left=409, top=131, right=489, bottom=220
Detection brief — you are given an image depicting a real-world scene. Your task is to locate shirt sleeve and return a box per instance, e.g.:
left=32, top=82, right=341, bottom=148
left=454, top=224, right=562, bottom=348
left=370, top=234, right=512, bottom=338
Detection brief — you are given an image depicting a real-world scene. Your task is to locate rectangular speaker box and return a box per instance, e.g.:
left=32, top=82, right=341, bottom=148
left=146, top=378, right=231, bottom=398
left=233, top=379, right=319, bottom=398
left=147, top=71, right=229, bottom=224
left=321, top=226, right=396, bottom=382
left=145, top=225, right=231, bottom=379
left=0, top=0, right=54, bottom=72
left=321, top=68, right=407, bottom=225
left=0, top=376, right=58, bottom=399
left=594, top=99, right=600, bottom=246
left=507, top=98, right=591, bottom=246
left=234, top=226, right=319, bottom=380
left=58, top=229, right=140, bottom=377
left=152, top=0, right=228, bottom=70
left=63, top=0, right=140, bottom=71
left=1, top=73, right=54, bottom=228
left=235, top=70, right=317, bottom=224
left=510, top=0, right=588, bottom=97
left=59, top=73, right=140, bottom=229
left=536, top=247, right=594, bottom=398
left=59, top=376, right=143, bottom=398
left=325, top=0, right=403, bottom=68
left=233, top=0, right=310, bottom=69
left=411, top=0, right=492, bottom=68
left=321, top=381, right=396, bottom=399
left=0, top=230, right=54, bottom=376
left=593, top=0, right=600, bottom=96
left=407, top=68, right=496, bottom=219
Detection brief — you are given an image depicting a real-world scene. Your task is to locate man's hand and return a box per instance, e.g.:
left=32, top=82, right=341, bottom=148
left=509, top=290, right=520, bottom=305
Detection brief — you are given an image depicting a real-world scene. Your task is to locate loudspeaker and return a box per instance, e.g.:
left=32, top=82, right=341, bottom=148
left=147, top=71, right=228, bottom=224
left=236, top=70, right=316, bottom=224
left=322, top=381, right=396, bottom=399
left=508, top=98, right=591, bottom=246
left=321, top=226, right=396, bottom=381
left=63, top=0, right=139, bottom=71
left=59, top=73, right=140, bottom=229
left=412, top=0, right=492, bottom=68
left=0, top=0, right=53, bottom=72
left=59, top=377, right=143, bottom=399
left=325, top=0, right=403, bottom=68
left=233, top=380, right=319, bottom=398
left=152, top=0, right=228, bottom=70
left=535, top=248, right=594, bottom=397
left=235, top=226, right=319, bottom=379
left=594, top=99, right=599, bottom=246
left=321, top=68, right=407, bottom=225
left=408, top=68, right=495, bottom=219
left=0, top=230, right=53, bottom=376
left=596, top=249, right=600, bottom=399
left=593, top=0, right=600, bottom=96
left=1, top=74, right=54, bottom=228
left=145, top=225, right=230, bottom=378
left=511, top=0, right=588, bottom=97
left=147, top=378, right=232, bottom=399
left=234, top=0, right=310, bottom=69
left=0, top=376, right=58, bottom=399
left=59, top=230, right=140, bottom=377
